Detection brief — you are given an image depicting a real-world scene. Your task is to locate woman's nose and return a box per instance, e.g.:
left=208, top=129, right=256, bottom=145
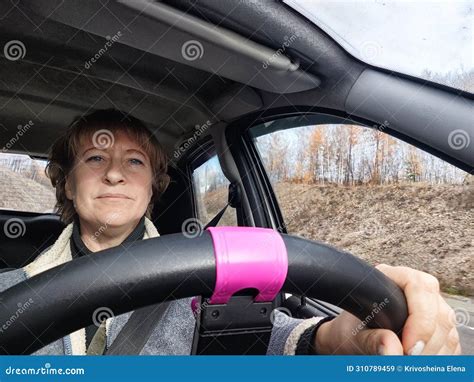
left=103, top=159, right=125, bottom=184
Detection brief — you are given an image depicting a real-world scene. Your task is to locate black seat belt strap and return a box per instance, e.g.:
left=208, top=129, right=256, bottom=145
left=105, top=301, right=170, bottom=355
left=203, top=183, right=240, bottom=229
left=204, top=204, right=229, bottom=229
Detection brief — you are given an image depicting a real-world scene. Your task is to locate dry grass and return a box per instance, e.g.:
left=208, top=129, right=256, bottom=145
left=0, top=166, right=56, bottom=213
left=205, top=181, right=474, bottom=296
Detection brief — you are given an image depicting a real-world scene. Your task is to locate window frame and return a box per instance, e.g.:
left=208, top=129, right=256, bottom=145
left=226, top=106, right=471, bottom=317
left=185, top=136, right=242, bottom=227
left=224, top=105, right=470, bottom=233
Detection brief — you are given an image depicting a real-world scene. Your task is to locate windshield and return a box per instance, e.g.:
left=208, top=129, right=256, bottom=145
left=285, top=0, right=473, bottom=93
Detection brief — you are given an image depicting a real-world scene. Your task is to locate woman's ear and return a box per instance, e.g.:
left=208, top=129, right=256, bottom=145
left=65, top=176, right=74, bottom=200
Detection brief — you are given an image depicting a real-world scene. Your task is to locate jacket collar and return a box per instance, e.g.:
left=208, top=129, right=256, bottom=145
left=22, top=217, right=160, bottom=355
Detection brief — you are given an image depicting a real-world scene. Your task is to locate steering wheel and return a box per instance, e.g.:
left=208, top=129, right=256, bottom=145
left=0, top=227, right=408, bottom=355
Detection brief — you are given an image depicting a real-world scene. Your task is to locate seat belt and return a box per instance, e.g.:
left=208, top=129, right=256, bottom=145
left=204, top=183, right=240, bottom=229
left=204, top=204, right=229, bottom=229
left=104, top=301, right=171, bottom=355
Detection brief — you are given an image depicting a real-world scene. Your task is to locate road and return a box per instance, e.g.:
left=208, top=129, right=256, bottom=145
left=444, top=294, right=474, bottom=355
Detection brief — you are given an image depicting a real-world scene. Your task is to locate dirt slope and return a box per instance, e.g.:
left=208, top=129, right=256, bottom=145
left=206, top=181, right=474, bottom=295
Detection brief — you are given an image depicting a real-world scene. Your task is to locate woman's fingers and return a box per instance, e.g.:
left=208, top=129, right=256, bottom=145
left=376, top=264, right=461, bottom=355
left=355, top=328, right=403, bottom=355
left=324, top=264, right=462, bottom=355
left=421, top=295, right=456, bottom=354
left=376, top=264, right=441, bottom=354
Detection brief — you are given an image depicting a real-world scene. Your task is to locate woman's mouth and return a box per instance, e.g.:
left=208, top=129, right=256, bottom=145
left=97, top=193, right=131, bottom=199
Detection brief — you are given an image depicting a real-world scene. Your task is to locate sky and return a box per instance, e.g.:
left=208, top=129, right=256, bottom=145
left=285, top=0, right=473, bottom=77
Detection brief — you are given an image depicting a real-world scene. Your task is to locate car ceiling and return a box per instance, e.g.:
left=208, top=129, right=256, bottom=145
left=0, top=0, right=365, bottom=158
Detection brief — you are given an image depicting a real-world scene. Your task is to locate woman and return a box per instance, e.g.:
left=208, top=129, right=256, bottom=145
left=0, top=109, right=461, bottom=355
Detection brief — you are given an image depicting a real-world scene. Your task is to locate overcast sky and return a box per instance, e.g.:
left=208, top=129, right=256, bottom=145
left=285, top=0, right=473, bottom=76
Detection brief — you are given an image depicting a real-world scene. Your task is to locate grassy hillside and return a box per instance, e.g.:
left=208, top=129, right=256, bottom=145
left=205, top=181, right=474, bottom=296
left=0, top=166, right=56, bottom=213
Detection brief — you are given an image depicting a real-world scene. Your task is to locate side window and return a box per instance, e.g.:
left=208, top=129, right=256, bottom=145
left=0, top=153, right=56, bottom=213
left=192, top=155, right=237, bottom=227
left=251, top=118, right=472, bottom=296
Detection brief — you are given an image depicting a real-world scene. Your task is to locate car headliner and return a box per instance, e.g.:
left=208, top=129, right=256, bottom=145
left=0, top=0, right=364, bottom=158
left=0, top=0, right=472, bottom=174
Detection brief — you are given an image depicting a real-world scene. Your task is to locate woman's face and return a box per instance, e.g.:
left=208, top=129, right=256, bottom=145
left=65, top=130, right=153, bottom=229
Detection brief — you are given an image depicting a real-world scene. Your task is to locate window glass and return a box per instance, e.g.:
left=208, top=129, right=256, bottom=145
left=251, top=118, right=472, bottom=296
left=285, top=0, right=473, bottom=92
left=0, top=153, right=56, bottom=213
left=192, top=155, right=237, bottom=227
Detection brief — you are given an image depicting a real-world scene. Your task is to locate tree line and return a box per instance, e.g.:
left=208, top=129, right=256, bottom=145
left=258, top=124, right=468, bottom=186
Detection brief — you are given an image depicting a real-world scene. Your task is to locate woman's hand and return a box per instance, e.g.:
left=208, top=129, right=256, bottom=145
left=314, top=264, right=462, bottom=355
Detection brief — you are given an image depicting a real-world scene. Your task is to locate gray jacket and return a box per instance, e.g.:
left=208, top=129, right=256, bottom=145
left=0, top=219, right=322, bottom=355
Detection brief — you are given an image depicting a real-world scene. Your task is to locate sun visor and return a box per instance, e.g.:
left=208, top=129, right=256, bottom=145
left=30, top=0, right=320, bottom=94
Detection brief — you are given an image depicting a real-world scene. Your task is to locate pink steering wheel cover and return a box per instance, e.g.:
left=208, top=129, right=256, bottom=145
left=207, top=226, right=288, bottom=304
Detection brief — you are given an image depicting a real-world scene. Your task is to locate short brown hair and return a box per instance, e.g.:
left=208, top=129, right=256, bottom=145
left=46, top=109, right=170, bottom=224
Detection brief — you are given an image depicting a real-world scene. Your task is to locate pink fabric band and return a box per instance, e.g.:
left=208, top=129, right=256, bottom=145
left=206, top=226, right=288, bottom=304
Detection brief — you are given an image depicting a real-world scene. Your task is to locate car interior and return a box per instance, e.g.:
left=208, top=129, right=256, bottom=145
left=0, top=0, right=472, bottom=355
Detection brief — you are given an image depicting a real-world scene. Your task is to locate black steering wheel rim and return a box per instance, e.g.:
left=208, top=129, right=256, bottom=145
left=0, top=230, right=408, bottom=355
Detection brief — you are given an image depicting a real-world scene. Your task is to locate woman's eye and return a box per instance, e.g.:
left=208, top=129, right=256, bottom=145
left=86, top=155, right=104, bottom=163
left=129, top=158, right=144, bottom=166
